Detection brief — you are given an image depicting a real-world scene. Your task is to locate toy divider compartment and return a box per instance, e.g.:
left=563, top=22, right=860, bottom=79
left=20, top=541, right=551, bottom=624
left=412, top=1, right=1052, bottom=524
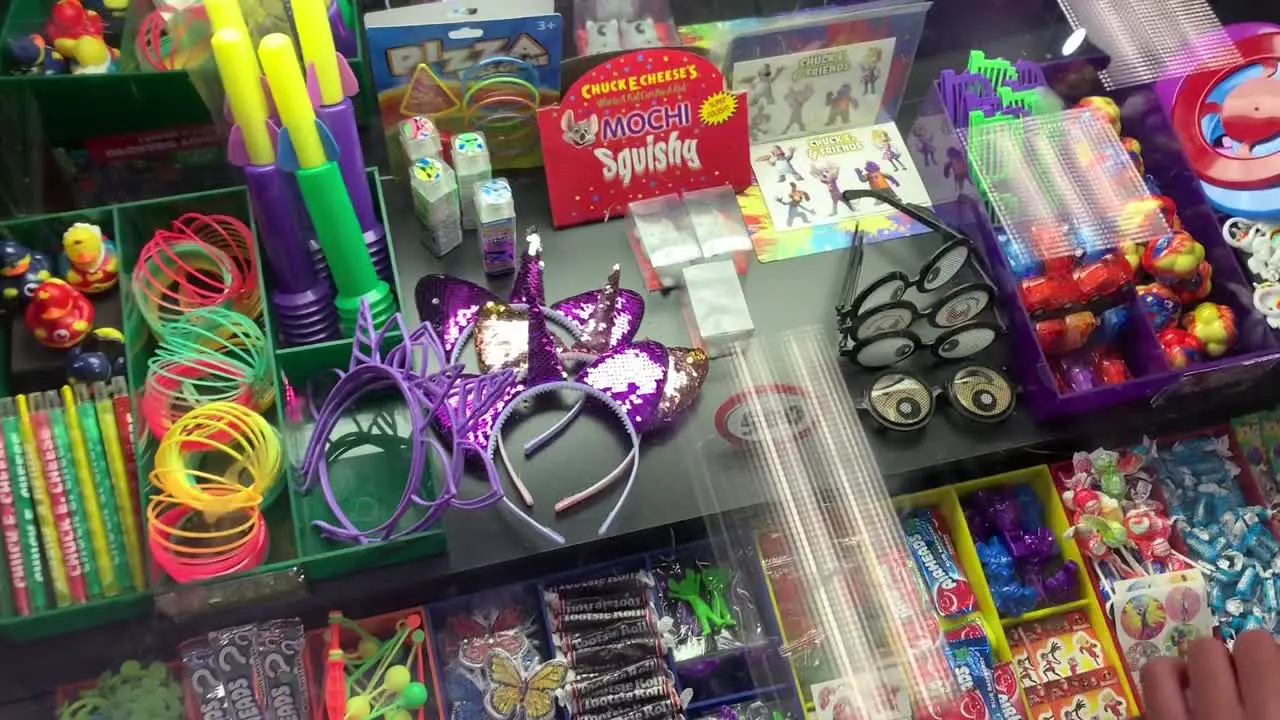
left=302, top=606, right=447, bottom=720
left=1048, top=81, right=1280, bottom=359
left=276, top=338, right=448, bottom=580
left=891, top=486, right=1010, bottom=662
left=260, top=170, right=401, bottom=353
left=647, top=540, right=791, bottom=708
left=951, top=466, right=1137, bottom=714
left=114, top=188, right=302, bottom=588
left=427, top=582, right=558, bottom=718
left=0, top=207, right=126, bottom=395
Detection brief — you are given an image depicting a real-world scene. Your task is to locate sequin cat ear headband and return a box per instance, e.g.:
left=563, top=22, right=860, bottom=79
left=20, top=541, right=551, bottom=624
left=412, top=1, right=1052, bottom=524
left=417, top=238, right=710, bottom=538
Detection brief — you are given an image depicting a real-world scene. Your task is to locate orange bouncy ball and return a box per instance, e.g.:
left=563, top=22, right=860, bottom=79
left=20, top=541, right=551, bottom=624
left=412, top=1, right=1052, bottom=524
left=25, top=278, right=94, bottom=348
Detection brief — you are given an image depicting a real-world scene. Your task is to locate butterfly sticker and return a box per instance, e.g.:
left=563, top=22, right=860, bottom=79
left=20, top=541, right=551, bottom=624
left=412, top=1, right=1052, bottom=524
left=483, top=650, right=568, bottom=720
left=448, top=607, right=531, bottom=668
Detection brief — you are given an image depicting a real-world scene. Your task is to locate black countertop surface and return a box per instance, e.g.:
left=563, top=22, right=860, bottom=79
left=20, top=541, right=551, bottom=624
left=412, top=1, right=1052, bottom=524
left=4, top=0, right=1280, bottom=714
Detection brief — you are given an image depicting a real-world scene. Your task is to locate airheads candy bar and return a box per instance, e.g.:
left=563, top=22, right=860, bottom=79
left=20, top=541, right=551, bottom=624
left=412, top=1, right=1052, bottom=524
left=903, top=509, right=977, bottom=617
left=944, top=632, right=1004, bottom=720
left=992, top=663, right=1028, bottom=720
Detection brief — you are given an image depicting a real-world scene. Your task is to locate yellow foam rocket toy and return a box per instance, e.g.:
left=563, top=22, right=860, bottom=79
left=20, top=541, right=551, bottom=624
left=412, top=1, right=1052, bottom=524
left=60, top=222, right=119, bottom=294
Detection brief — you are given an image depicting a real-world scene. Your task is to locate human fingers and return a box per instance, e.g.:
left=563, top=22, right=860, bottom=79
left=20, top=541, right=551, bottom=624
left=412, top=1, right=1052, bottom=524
left=1230, top=630, right=1280, bottom=720
left=1141, top=657, right=1190, bottom=720
left=1187, top=635, right=1245, bottom=720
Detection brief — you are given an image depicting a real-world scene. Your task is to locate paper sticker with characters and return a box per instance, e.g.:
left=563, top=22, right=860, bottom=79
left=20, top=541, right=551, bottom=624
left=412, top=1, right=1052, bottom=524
left=1110, top=570, right=1213, bottom=699
left=1009, top=611, right=1131, bottom=720
left=733, top=39, right=896, bottom=145
left=742, top=122, right=931, bottom=261
left=810, top=667, right=912, bottom=720
left=537, top=49, right=753, bottom=228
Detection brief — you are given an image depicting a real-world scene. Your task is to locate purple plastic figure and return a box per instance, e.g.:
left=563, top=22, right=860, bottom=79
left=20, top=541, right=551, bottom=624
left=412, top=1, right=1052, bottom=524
left=1043, top=560, right=1080, bottom=604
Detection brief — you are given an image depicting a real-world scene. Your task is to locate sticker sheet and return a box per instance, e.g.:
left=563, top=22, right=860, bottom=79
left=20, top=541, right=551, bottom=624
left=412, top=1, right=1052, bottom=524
left=732, top=38, right=897, bottom=145
left=1010, top=611, right=1131, bottom=720
left=1110, top=570, right=1214, bottom=698
left=810, top=667, right=912, bottom=720
left=742, top=122, right=930, bottom=261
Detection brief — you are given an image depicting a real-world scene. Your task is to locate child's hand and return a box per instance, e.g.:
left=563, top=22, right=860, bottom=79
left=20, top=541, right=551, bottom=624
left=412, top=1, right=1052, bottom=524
left=1142, top=630, right=1280, bottom=720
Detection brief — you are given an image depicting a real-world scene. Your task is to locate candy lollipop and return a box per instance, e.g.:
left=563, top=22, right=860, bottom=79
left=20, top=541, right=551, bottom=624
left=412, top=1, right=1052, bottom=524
left=1089, top=448, right=1128, bottom=500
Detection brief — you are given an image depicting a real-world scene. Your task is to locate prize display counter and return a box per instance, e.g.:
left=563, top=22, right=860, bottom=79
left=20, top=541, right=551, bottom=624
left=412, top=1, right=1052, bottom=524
left=0, top=0, right=1277, bottom=718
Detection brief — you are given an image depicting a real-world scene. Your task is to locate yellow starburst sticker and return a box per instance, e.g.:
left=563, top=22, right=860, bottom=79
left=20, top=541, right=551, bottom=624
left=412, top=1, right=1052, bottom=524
left=699, top=92, right=738, bottom=126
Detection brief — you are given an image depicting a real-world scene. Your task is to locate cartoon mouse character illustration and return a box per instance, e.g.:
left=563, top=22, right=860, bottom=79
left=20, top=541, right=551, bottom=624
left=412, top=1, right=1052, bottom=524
left=810, top=160, right=854, bottom=216
left=776, top=182, right=815, bottom=227
left=781, top=82, right=814, bottom=135
left=561, top=110, right=599, bottom=147
left=825, top=83, right=858, bottom=126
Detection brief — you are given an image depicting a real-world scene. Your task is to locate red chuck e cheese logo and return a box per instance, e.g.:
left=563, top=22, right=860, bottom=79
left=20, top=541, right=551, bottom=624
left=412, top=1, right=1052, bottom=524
left=538, top=49, right=752, bottom=228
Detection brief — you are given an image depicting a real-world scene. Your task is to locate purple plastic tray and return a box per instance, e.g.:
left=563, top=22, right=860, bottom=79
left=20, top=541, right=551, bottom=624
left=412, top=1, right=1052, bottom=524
left=909, top=56, right=1280, bottom=420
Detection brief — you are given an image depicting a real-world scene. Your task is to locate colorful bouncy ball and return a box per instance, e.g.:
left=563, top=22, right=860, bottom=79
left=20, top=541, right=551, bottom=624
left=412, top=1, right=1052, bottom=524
left=1142, top=231, right=1204, bottom=282
left=1076, top=96, right=1121, bottom=133
left=1169, top=261, right=1213, bottom=305
left=1182, top=302, right=1238, bottom=357
left=1137, top=283, right=1182, bottom=332
left=1157, top=327, right=1205, bottom=369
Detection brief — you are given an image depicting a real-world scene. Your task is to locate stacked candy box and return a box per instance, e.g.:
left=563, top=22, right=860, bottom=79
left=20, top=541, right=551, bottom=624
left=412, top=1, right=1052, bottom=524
left=305, top=607, right=445, bottom=720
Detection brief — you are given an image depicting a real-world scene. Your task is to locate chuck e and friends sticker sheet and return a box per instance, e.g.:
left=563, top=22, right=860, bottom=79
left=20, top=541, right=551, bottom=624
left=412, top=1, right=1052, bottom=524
left=717, top=8, right=934, bottom=262
left=537, top=50, right=753, bottom=228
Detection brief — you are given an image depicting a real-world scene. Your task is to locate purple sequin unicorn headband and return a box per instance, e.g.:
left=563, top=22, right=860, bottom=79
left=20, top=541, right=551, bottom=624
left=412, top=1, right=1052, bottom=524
left=417, top=236, right=710, bottom=538
left=294, top=299, right=565, bottom=545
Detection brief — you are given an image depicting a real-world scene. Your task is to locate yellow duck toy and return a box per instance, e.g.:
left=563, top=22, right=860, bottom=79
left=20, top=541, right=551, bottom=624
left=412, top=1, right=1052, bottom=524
left=60, top=222, right=119, bottom=294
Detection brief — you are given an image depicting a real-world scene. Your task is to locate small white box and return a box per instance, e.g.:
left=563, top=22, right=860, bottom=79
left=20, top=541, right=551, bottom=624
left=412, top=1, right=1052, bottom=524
left=683, top=185, right=753, bottom=258
left=683, top=260, right=754, bottom=357
left=628, top=194, right=702, bottom=289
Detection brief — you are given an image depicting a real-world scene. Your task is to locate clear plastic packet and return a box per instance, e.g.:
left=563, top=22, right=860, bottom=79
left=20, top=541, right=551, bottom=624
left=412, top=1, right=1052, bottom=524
left=653, top=549, right=766, bottom=663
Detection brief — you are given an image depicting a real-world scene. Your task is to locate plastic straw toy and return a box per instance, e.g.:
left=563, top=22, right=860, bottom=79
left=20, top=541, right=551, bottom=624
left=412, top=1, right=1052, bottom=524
left=93, top=382, right=145, bottom=590
left=293, top=0, right=391, bottom=285
left=258, top=32, right=396, bottom=336
left=66, top=385, right=130, bottom=596
left=37, top=391, right=101, bottom=599
left=0, top=398, right=45, bottom=615
left=149, top=402, right=282, bottom=517
left=210, top=26, right=340, bottom=348
left=15, top=394, right=73, bottom=606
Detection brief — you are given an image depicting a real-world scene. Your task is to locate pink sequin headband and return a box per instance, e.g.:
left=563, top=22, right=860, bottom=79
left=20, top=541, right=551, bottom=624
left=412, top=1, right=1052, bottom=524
left=414, top=239, right=709, bottom=537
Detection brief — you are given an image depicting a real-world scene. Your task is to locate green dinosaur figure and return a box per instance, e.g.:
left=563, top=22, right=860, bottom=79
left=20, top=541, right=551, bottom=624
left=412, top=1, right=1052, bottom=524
left=668, top=569, right=716, bottom=636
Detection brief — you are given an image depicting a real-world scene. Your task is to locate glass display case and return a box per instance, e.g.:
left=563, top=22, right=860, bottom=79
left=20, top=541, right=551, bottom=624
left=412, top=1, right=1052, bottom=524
left=0, top=0, right=1278, bottom=718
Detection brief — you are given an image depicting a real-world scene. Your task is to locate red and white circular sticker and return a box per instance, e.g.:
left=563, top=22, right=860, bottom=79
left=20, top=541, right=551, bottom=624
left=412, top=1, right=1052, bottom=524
left=714, top=384, right=813, bottom=447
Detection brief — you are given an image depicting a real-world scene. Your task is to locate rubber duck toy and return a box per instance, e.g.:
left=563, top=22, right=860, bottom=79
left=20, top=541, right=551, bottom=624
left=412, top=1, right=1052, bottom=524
left=2, top=34, right=69, bottom=74
left=0, top=237, right=54, bottom=313
left=60, top=222, right=118, bottom=293
left=67, top=327, right=125, bottom=382
left=66, top=35, right=116, bottom=74
left=25, top=278, right=94, bottom=349
left=45, top=0, right=104, bottom=58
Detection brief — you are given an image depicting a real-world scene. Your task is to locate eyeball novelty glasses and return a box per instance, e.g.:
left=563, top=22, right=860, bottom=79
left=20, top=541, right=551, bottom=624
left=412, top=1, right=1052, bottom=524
left=836, top=189, right=1004, bottom=368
